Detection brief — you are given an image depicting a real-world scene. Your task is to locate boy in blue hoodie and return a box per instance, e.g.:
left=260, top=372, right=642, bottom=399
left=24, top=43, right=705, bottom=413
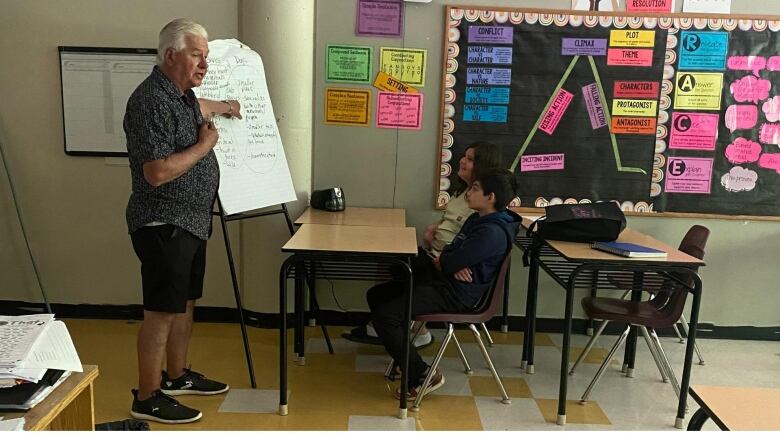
left=367, top=168, right=521, bottom=400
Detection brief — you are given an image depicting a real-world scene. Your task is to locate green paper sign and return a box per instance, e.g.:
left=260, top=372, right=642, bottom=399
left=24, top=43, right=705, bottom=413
left=326, top=45, right=372, bottom=84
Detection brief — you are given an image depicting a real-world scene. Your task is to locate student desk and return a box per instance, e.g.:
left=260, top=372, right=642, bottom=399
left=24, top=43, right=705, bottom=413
left=687, top=385, right=780, bottom=430
left=1, top=365, right=98, bottom=431
left=294, top=207, right=406, bottom=228
left=516, top=219, right=704, bottom=428
left=279, top=223, right=418, bottom=418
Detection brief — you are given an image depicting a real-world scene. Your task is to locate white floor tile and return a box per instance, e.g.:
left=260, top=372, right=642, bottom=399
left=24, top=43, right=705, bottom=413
left=218, top=388, right=289, bottom=414
left=347, top=415, right=416, bottom=431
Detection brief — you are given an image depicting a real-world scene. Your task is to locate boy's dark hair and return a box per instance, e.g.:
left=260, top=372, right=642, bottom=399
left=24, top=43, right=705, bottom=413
left=450, top=141, right=502, bottom=197
left=474, top=168, right=518, bottom=209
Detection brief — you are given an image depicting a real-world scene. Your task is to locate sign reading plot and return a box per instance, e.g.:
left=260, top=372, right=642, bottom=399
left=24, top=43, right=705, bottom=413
left=380, top=47, right=427, bottom=87
left=326, top=45, right=372, bottom=83
left=376, top=92, right=423, bottom=130
left=665, top=157, right=714, bottom=194
left=325, top=88, right=370, bottom=126
left=609, top=30, right=656, bottom=47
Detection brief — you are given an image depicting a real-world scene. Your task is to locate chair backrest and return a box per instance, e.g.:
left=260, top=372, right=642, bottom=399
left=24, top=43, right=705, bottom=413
left=651, top=225, right=710, bottom=322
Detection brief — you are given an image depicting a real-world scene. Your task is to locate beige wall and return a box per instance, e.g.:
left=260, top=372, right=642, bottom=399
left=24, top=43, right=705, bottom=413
left=312, top=0, right=780, bottom=328
left=2, top=0, right=779, bottom=328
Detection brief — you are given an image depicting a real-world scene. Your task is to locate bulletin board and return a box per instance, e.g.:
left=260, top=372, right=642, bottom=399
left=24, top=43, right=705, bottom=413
left=438, top=6, right=780, bottom=219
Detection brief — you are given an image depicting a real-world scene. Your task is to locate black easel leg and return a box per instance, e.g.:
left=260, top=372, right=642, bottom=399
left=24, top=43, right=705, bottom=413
left=501, top=264, right=511, bottom=333
left=219, top=204, right=256, bottom=388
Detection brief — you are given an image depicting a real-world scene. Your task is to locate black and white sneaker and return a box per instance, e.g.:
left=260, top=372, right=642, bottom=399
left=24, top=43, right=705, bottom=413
left=161, top=368, right=229, bottom=396
left=130, top=389, right=202, bottom=424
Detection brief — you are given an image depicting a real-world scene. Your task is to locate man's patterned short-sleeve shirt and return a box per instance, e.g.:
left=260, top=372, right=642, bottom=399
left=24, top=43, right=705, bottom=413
left=124, top=66, right=219, bottom=240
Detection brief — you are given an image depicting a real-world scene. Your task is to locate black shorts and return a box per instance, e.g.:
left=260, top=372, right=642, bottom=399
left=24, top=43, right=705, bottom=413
left=130, top=224, right=206, bottom=313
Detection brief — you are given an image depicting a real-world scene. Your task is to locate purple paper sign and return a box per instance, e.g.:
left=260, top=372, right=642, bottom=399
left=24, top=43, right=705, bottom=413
left=356, top=0, right=404, bottom=37
left=466, top=67, right=512, bottom=86
left=562, top=38, right=607, bottom=56
left=582, top=83, right=607, bottom=129
left=468, top=26, right=513, bottom=44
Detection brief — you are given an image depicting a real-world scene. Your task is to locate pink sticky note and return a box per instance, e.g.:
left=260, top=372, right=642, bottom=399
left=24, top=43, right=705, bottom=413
left=758, top=153, right=780, bottom=174
left=762, top=96, right=780, bottom=122
left=730, top=75, right=771, bottom=104
left=520, top=153, right=565, bottom=172
left=725, top=138, right=762, bottom=164
left=725, top=105, right=758, bottom=132
left=721, top=166, right=758, bottom=192
left=539, top=89, right=573, bottom=135
left=376, top=92, right=423, bottom=130
left=767, top=56, right=780, bottom=72
left=759, top=123, right=780, bottom=145
left=726, top=56, right=767, bottom=76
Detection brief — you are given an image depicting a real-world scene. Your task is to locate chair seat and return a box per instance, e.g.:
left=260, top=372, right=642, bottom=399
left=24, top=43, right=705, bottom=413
left=582, top=296, right=680, bottom=328
left=416, top=310, right=488, bottom=324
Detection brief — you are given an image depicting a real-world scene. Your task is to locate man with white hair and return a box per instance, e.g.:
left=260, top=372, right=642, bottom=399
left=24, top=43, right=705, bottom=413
left=124, top=18, right=240, bottom=424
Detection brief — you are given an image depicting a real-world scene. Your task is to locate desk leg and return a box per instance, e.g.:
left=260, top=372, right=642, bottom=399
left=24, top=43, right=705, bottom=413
left=522, top=257, right=539, bottom=373
left=687, top=408, right=710, bottom=430
left=501, top=264, right=511, bottom=333
left=397, top=259, right=413, bottom=419
left=279, top=260, right=293, bottom=416
left=557, top=283, right=575, bottom=426
left=676, top=278, right=702, bottom=429
left=623, top=275, right=644, bottom=377
left=294, top=262, right=306, bottom=364
left=48, top=382, right=95, bottom=430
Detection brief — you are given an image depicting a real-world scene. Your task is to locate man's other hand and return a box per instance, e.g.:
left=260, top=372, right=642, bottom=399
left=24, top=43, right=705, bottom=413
left=199, top=121, right=219, bottom=149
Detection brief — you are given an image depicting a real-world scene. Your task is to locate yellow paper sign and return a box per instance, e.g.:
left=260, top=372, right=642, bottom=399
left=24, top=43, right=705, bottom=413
left=673, top=72, right=724, bottom=111
left=325, top=88, right=370, bottom=126
left=611, top=99, right=658, bottom=117
left=373, top=71, right=418, bottom=94
left=379, top=47, right=427, bottom=87
left=609, top=30, right=656, bottom=47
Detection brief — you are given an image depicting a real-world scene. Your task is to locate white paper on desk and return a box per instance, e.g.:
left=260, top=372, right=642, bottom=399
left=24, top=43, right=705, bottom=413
left=0, top=417, right=25, bottom=431
left=0, top=366, right=47, bottom=384
left=682, top=0, right=730, bottom=13
left=20, top=321, right=82, bottom=373
left=522, top=215, right=542, bottom=222
left=0, top=314, right=54, bottom=367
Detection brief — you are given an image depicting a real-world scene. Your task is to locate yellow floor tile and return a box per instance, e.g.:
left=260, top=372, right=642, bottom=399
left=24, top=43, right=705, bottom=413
left=568, top=346, right=620, bottom=365
left=534, top=399, right=611, bottom=425
left=468, top=376, right=532, bottom=398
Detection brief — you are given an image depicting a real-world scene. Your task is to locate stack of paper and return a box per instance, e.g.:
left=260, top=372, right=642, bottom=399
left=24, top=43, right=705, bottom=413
left=0, top=315, right=82, bottom=410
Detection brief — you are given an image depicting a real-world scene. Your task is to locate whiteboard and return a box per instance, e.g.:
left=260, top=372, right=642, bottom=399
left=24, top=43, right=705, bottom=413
left=58, top=47, right=156, bottom=156
left=194, top=39, right=297, bottom=214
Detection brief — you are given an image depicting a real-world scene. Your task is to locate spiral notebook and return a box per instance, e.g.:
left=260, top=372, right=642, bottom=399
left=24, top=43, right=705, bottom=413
left=592, top=241, right=667, bottom=258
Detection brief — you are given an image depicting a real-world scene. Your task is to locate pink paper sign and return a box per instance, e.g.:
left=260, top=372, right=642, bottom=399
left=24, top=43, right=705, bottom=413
left=725, top=138, right=762, bottom=164
left=759, top=123, right=780, bottom=145
left=725, top=105, right=758, bottom=132
left=721, top=166, right=758, bottom=192
left=626, top=0, right=674, bottom=13
left=759, top=153, right=780, bottom=174
left=762, top=96, right=780, bottom=122
left=520, top=154, right=565, bottom=172
left=376, top=92, right=423, bottom=130
left=727, top=56, right=767, bottom=76
left=669, top=112, right=719, bottom=150
left=607, top=48, right=654, bottom=67
left=665, top=157, right=713, bottom=194
left=539, top=88, right=574, bottom=135
left=730, top=75, right=771, bottom=104
left=767, top=56, right=780, bottom=72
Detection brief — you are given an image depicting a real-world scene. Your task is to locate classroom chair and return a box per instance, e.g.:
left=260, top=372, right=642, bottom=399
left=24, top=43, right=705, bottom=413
left=570, top=225, right=710, bottom=404
left=410, top=252, right=514, bottom=410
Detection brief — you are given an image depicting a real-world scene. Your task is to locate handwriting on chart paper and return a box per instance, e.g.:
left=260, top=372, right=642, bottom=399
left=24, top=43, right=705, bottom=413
left=193, top=39, right=296, bottom=215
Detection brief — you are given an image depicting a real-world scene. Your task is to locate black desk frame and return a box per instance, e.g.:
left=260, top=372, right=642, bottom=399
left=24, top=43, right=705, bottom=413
left=516, top=236, right=703, bottom=428
left=278, top=252, right=414, bottom=418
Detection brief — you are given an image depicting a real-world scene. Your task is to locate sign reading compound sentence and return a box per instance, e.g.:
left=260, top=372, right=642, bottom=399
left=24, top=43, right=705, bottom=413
left=379, top=47, right=427, bottom=87
left=376, top=92, right=423, bottom=130
left=326, top=45, right=372, bottom=84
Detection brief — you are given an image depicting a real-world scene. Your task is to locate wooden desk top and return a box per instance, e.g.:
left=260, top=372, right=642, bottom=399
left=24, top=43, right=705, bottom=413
left=282, top=224, right=418, bottom=256
left=2, top=365, right=99, bottom=431
left=690, top=385, right=780, bottom=430
left=294, top=207, right=406, bottom=227
left=521, top=216, right=705, bottom=266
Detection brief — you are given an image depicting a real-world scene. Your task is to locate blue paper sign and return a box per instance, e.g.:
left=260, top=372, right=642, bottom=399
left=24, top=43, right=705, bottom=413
left=467, top=46, right=513, bottom=64
left=465, top=87, right=510, bottom=105
left=466, top=68, right=512, bottom=86
left=678, top=31, right=729, bottom=71
left=463, top=104, right=508, bottom=123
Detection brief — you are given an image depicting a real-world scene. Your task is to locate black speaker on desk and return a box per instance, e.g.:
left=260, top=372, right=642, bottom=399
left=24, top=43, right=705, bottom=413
left=310, top=187, right=345, bottom=212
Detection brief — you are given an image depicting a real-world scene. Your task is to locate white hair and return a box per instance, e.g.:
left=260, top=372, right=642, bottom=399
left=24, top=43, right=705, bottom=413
left=157, top=18, right=208, bottom=65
